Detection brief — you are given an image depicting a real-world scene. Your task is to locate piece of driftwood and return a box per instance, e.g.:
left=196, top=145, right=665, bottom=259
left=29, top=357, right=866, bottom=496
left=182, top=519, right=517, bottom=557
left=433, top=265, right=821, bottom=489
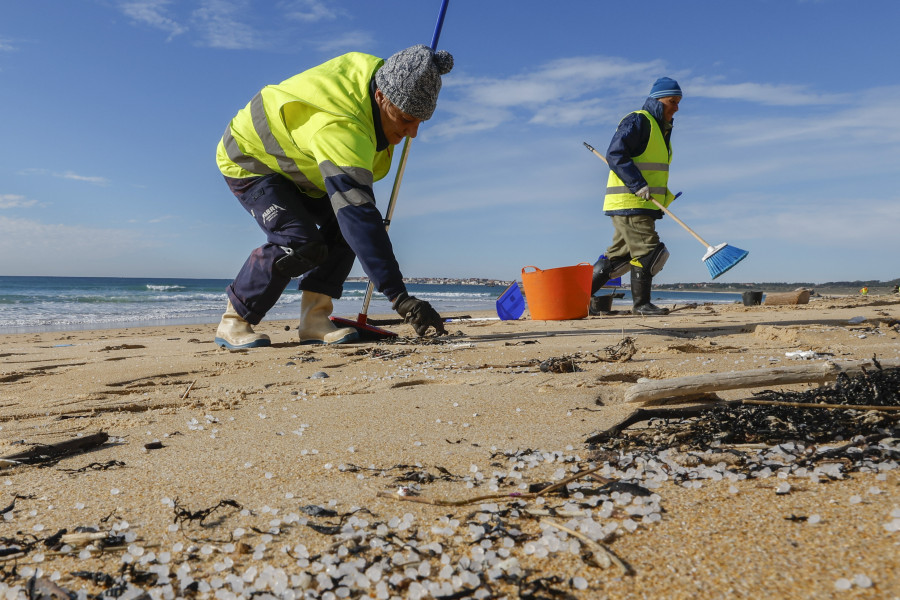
left=0, top=431, right=109, bottom=464
left=624, top=359, right=900, bottom=405
left=763, top=290, right=810, bottom=305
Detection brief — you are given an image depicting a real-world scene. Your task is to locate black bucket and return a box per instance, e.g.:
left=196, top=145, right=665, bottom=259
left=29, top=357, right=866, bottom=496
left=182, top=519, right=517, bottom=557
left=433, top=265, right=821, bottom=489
left=590, top=295, right=614, bottom=313
left=742, top=291, right=763, bottom=306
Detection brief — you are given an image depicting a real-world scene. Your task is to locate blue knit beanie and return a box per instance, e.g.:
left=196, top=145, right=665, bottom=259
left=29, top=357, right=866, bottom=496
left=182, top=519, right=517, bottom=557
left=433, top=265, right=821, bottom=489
left=649, top=77, right=682, bottom=99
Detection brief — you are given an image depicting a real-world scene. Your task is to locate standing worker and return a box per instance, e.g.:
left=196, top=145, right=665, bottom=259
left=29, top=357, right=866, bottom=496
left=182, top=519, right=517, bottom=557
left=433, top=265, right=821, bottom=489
left=214, top=45, right=453, bottom=349
left=590, top=77, right=682, bottom=316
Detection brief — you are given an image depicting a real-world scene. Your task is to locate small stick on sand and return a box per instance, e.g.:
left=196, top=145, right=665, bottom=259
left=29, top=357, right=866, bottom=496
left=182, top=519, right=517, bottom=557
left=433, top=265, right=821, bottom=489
left=540, top=518, right=632, bottom=575
left=181, top=380, right=196, bottom=400
left=534, top=465, right=610, bottom=497
left=376, top=489, right=534, bottom=507
left=741, top=399, right=900, bottom=411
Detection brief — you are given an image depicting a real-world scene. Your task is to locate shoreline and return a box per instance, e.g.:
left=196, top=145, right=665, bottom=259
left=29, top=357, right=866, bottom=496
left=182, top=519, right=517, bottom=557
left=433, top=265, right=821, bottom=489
left=0, top=290, right=881, bottom=336
left=0, top=289, right=743, bottom=337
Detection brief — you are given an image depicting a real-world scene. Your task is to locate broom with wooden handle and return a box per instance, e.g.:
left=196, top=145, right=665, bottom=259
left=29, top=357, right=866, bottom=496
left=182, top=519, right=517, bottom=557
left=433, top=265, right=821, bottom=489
left=583, top=141, right=748, bottom=279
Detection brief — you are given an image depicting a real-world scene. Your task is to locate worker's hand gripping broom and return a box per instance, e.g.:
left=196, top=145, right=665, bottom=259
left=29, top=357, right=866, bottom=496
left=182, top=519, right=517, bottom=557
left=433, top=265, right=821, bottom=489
left=330, top=0, right=451, bottom=339
left=583, top=142, right=748, bottom=279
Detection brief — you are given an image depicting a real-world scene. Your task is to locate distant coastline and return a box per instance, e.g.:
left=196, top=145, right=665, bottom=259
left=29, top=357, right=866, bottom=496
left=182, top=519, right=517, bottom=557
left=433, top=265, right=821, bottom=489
left=346, top=276, right=514, bottom=287
left=351, top=276, right=900, bottom=296
left=655, top=280, right=900, bottom=296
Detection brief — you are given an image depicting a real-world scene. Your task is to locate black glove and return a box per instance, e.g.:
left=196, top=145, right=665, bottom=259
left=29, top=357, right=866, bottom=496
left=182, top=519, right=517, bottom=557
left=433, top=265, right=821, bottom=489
left=392, top=293, right=447, bottom=336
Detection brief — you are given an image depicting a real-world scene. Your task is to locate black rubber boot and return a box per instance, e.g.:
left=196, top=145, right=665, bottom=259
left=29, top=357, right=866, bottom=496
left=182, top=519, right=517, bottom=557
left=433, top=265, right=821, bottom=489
left=591, top=256, right=613, bottom=295
left=630, top=266, right=669, bottom=316
left=591, top=255, right=630, bottom=293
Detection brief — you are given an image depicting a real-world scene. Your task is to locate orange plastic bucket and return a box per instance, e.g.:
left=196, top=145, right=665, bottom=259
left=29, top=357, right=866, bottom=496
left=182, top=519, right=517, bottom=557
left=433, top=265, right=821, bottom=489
left=521, top=263, right=592, bottom=320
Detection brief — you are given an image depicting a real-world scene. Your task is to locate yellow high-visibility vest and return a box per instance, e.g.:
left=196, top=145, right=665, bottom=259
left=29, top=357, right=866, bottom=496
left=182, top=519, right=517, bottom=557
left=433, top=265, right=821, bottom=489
left=216, top=52, right=393, bottom=196
left=604, top=110, right=674, bottom=211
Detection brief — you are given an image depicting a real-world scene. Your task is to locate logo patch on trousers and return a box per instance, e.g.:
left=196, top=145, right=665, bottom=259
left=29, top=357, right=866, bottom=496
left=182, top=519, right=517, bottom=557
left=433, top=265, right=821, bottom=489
left=261, top=204, right=286, bottom=224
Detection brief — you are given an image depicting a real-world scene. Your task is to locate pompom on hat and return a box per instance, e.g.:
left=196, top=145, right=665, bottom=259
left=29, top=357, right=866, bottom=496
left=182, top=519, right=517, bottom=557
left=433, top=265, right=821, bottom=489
left=376, top=44, right=454, bottom=121
left=649, top=76, right=682, bottom=99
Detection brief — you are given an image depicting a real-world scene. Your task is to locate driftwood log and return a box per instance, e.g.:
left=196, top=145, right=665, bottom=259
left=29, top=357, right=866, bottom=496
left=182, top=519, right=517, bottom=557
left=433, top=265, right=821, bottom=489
left=625, top=358, right=899, bottom=405
left=0, top=431, right=109, bottom=466
left=763, top=290, right=810, bottom=305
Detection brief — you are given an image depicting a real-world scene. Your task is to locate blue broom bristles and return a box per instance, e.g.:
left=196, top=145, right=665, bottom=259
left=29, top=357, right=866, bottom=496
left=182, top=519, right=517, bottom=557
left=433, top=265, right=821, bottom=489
left=704, top=244, right=749, bottom=279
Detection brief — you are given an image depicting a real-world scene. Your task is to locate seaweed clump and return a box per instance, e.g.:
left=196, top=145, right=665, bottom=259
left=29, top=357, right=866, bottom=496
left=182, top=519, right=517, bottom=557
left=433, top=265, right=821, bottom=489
left=602, top=362, right=899, bottom=452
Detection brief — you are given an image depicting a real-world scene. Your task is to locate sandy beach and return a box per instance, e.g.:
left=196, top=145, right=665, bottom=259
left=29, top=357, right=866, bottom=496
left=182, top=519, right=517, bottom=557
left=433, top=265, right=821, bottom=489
left=1, top=293, right=899, bottom=599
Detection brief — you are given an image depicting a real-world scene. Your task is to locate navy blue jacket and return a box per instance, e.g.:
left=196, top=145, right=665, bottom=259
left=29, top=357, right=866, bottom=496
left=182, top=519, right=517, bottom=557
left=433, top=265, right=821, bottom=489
left=604, top=97, right=673, bottom=218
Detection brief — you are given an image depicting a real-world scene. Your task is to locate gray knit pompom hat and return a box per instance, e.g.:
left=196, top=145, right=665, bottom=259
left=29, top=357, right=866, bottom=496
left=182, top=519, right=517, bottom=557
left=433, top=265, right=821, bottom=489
left=376, top=44, right=454, bottom=121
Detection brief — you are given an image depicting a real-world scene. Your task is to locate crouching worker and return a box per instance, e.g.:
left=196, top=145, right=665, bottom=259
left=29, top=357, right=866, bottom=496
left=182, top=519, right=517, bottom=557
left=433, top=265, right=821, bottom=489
left=590, top=77, right=682, bottom=316
left=214, top=45, right=453, bottom=349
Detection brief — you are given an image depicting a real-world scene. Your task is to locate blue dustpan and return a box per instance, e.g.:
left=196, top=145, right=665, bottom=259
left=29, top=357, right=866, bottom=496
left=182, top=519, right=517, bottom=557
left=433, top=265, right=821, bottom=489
left=496, top=282, right=525, bottom=320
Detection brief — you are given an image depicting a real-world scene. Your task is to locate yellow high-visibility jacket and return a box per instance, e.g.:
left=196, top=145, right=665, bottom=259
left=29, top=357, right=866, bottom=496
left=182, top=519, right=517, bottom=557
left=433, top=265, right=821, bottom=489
left=216, top=52, right=393, bottom=195
left=216, top=52, right=408, bottom=300
left=604, top=109, right=675, bottom=212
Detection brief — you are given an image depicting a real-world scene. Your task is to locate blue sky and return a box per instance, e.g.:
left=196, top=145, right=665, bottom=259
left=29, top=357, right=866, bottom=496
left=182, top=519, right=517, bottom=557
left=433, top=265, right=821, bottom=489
left=2, top=1, right=898, bottom=285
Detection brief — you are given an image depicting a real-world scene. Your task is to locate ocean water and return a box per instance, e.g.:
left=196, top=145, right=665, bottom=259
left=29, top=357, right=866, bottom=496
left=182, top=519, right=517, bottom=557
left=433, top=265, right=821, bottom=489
left=0, top=276, right=743, bottom=334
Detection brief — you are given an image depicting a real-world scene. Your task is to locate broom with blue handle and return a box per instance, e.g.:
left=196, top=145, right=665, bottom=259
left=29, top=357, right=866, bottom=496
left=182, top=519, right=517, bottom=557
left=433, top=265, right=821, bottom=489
left=583, top=142, right=748, bottom=279
left=330, top=0, right=451, bottom=339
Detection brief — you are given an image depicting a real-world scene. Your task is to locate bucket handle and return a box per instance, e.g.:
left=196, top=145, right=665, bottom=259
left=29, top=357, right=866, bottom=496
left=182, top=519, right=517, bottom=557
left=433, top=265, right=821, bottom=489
left=523, top=263, right=591, bottom=274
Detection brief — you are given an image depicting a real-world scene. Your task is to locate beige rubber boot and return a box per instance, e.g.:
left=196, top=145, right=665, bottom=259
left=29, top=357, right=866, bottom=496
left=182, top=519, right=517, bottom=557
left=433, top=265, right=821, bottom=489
left=298, top=291, right=359, bottom=345
left=214, top=300, right=271, bottom=349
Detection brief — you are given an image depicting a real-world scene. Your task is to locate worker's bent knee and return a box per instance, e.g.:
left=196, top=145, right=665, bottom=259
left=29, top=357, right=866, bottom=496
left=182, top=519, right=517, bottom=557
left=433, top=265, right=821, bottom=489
left=633, top=243, right=669, bottom=277
left=274, top=242, right=329, bottom=277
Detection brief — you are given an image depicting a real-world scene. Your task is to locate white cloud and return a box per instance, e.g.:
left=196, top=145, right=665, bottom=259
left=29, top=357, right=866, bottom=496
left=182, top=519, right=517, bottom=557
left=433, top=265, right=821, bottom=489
left=280, top=0, right=340, bottom=23
left=437, top=55, right=878, bottom=140
left=712, top=202, right=899, bottom=245
left=685, top=86, right=900, bottom=153
left=18, top=169, right=110, bottom=186
left=529, top=99, right=617, bottom=127
left=59, top=171, right=110, bottom=185
left=425, top=104, right=514, bottom=138
left=189, top=0, right=353, bottom=51
left=0, top=195, right=36, bottom=209
left=451, top=56, right=664, bottom=110
left=433, top=56, right=674, bottom=136
left=0, top=37, right=15, bottom=52
left=687, top=80, right=845, bottom=106
left=119, top=0, right=188, bottom=40
left=0, top=215, right=158, bottom=275
left=311, top=31, right=376, bottom=55
left=192, top=0, right=266, bottom=50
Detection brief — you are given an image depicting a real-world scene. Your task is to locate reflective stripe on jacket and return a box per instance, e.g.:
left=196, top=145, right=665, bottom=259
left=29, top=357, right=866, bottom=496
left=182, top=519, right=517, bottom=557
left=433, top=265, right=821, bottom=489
left=604, top=109, right=673, bottom=212
left=215, top=52, right=393, bottom=196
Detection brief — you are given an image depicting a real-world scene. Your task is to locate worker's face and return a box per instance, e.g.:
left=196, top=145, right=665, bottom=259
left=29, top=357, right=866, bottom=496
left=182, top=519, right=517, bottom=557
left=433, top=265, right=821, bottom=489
left=376, top=89, right=423, bottom=145
left=659, top=96, right=681, bottom=122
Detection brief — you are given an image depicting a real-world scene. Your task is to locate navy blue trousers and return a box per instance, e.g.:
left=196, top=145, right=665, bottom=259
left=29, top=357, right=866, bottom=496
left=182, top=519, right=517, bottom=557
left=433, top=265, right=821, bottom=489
left=225, top=174, right=356, bottom=325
